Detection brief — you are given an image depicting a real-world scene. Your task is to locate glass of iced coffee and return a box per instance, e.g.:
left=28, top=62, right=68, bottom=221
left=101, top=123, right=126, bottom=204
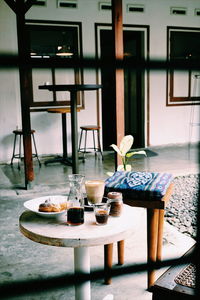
left=85, top=180, right=105, bottom=206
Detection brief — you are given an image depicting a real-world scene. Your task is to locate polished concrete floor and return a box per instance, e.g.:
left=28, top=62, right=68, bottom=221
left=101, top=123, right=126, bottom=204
left=0, top=143, right=199, bottom=300
left=1, top=143, right=199, bottom=194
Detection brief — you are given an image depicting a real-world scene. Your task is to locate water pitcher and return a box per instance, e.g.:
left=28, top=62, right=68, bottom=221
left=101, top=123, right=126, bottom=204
left=67, top=174, right=85, bottom=225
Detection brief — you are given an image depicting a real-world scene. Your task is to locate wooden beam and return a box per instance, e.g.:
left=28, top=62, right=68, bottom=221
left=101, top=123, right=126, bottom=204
left=24, top=0, right=35, bottom=14
left=4, top=0, right=17, bottom=13
left=4, top=0, right=35, bottom=188
left=16, top=10, right=34, bottom=188
left=111, top=0, right=125, bottom=169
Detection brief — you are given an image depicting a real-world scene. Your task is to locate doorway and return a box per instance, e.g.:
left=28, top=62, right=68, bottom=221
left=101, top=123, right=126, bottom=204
left=97, top=26, right=147, bottom=150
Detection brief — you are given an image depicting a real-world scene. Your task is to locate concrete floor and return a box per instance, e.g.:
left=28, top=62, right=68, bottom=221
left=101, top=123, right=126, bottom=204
left=0, top=144, right=199, bottom=299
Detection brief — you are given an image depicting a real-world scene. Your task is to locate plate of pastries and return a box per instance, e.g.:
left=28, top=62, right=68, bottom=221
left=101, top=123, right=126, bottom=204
left=24, top=195, right=68, bottom=218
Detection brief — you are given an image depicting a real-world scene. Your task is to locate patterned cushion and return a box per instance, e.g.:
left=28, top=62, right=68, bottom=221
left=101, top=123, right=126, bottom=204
left=105, top=171, right=173, bottom=201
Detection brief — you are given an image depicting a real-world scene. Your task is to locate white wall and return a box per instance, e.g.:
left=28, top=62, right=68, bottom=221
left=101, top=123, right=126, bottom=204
left=0, top=0, right=199, bottom=163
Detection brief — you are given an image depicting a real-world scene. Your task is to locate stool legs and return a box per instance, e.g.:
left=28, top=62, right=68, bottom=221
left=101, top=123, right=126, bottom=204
left=31, top=133, right=41, bottom=167
left=84, top=129, right=87, bottom=160
left=18, top=133, right=22, bottom=170
left=78, top=129, right=83, bottom=155
left=147, top=208, right=159, bottom=289
left=92, top=130, right=96, bottom=156
left=105, top=210, right=165, bottom=289
left=10, top=134, right=17, bottom=166
left=97, top=129, right=103, bottom=159
left=157, top=209, right=165, bottom=262
left=78, top=129, right=103, bottom=160
left=11, top=132, right=41, bottom=169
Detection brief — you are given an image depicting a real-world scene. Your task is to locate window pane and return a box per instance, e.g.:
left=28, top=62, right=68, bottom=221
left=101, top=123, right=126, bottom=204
left=191, top=71, right=200, bottom=97
left=55, top=68, right=75, bottom=101
left=168, top=28, right=200, bottom=105
left=32, top=69, right=53, bottom=102
left=173, top=71, right=189, bottom=97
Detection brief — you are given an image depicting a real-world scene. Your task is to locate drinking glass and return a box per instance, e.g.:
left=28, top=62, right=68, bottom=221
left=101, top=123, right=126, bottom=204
left=94, top=203, right=111, bottom=225
left=85, top=180, right=105, bottom=206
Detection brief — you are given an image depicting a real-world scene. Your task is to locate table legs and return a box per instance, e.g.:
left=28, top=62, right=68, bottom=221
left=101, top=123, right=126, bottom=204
left=44, top=113, right=72, bottom=166
left=104, top=209, right=165, bottom=289
left=74, top=247, right=91, bottom=300
left=104, top=243, right=113, bottom=285
left=70, top=91, right=79, bottom=174
left=104, top=240, right=124, bottom=285
left=62, top=113, right=68, bottom=159
left=117, top=240, right=125, bottom=265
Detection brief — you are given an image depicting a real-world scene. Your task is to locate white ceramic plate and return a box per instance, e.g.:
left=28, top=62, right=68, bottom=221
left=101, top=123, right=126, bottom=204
left=24, top=195, right=68, bottom=218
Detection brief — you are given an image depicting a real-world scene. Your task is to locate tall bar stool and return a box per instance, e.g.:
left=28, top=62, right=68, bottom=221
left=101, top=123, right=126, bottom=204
left=10, top=129, right=41, bottom=170
left=78, top=125, right=103, bottom=161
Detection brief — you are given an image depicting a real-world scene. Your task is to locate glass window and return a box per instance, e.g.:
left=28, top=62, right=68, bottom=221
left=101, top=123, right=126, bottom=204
left=25, top=21, right=84, bottom=110
left=167, top=27, right=200, bottom=106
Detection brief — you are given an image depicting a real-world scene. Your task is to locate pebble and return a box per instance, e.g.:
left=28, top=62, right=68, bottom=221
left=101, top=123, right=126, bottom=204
left=165, top=174, right=199, bottom=239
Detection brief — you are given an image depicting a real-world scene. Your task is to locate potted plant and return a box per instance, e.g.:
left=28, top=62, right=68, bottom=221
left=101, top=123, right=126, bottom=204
left=107, top=135, right=146, bottom=176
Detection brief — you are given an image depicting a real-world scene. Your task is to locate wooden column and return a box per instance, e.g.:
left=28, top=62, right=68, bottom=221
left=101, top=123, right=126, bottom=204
left=5, top=0, right=34, bottom=188
left=112, top=0, right=125, bottom=168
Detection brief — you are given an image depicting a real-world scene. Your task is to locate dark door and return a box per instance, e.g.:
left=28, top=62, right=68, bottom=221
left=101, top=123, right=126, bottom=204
left=100, top=29, right=145, bottom=150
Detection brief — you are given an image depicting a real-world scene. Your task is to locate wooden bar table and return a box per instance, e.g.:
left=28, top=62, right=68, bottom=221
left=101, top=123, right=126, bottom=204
left=39, top=85, right=102, bottom=174
left=19, top=205, right=142, bottom=300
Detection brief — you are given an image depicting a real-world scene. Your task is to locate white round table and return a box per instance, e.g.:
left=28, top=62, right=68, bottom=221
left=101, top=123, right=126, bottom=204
left=19, top=205, right=141, bottom=300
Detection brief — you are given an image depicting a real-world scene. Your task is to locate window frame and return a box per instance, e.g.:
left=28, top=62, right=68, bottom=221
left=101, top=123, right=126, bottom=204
left=167, top=26, right=200, bottom=106
left=25, top=20, right=84, bottom=111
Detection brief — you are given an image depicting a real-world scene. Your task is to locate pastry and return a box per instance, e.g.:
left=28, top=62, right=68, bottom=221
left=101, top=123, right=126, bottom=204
left=38, top=201, right=52, bottom=212
left=60, top=202, right=68, bottom=211
left=38, top=198, right=66, bottom=213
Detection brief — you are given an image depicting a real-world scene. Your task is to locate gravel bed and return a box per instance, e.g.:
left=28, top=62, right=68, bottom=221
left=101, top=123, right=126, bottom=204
left=165, top=174, right=199, bottom=240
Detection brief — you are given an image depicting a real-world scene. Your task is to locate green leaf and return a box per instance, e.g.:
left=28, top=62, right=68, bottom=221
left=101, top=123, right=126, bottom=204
left=126, top=150, right=146, bottom=158
left=119, top=135, right=134, bottom=156
left=110, top=144, right=122, bottom=156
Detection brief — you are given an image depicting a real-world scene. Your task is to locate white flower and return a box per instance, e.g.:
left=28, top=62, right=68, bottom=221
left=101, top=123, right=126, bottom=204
left=110, top=135, right=133, bottom=157
left=110, top=135, right=146, bottom=172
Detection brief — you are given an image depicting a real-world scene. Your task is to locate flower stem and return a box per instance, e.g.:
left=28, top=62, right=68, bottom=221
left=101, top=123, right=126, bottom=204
left=122, top=157, right=126, bottom=171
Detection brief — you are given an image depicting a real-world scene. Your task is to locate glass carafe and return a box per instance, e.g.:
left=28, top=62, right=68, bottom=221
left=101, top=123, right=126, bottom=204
left=67, top=174, right=85, bottom=226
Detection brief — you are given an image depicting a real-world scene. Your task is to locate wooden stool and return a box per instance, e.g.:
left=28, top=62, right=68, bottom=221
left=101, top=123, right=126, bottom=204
left=78, top=125, right=103, bottom=160
left=104, top=172, right=174, bottom=288
left=10, top=129, right=41, bottom=170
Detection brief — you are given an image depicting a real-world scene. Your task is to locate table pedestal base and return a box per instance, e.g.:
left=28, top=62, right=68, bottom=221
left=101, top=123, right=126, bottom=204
left=74, top=247, right=91, bottom=300
left=44, top=156, right=72, bottom=166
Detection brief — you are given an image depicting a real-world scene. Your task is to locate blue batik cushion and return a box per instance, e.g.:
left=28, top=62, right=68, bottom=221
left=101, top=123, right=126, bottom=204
left=105, top=171, right=174, bottom=201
